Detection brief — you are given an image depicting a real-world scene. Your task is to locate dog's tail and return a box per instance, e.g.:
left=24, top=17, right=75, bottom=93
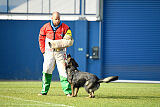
left=98, top=76, right=118, bottom=83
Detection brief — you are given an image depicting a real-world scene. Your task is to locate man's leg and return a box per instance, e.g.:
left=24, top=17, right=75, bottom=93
left=39, top=72, right=52, bottom=95
left=55, top=51, right=72, bottom=95
left=59, top=76, right=72, bottom=95
left=39, top=52, right=56, bottom=95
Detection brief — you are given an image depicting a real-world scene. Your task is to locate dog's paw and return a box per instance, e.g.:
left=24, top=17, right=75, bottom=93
left=88, top=95, right=95, bottom=98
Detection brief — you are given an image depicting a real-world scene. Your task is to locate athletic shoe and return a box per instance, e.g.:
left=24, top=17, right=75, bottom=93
left=66, top=94, right=72, bottom=97
left=38, top=93, right=47, bottom=96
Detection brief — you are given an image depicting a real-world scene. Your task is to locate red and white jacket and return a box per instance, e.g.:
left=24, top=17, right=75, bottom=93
left=39, top=22, right=70, bottom=54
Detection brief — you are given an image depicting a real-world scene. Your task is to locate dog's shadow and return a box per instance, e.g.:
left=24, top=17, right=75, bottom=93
left=94, top=95, right=160, bottom=99
left=77, top=95, right=160, bottom=99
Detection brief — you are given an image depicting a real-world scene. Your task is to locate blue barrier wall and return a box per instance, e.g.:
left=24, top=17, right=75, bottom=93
left=0, top=20, right=100, bottom=80
left=102, top=0, right=160, bottom=81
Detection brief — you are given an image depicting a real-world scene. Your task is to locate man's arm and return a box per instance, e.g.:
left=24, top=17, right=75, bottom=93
left=64, top=29, right=72, bottom=39
left=39, top=25, right=46, bottom=54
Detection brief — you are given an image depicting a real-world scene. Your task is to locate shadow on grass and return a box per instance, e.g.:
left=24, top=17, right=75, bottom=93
left=46, top=94, right=160, bottom=99
left=95, top=95, right=160, bottom=99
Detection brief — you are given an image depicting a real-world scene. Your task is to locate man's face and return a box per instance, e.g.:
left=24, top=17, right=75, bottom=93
left=52, top=13, right=60, bottom=27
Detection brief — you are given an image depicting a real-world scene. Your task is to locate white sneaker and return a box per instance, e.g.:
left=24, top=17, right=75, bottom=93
left=66, top=94, right=72, bottom=97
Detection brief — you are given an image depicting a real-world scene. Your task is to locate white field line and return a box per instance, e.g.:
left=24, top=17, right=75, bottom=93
left=0, top=95, right=74, bottom=107
left=1, top=103, right=62, bottom=106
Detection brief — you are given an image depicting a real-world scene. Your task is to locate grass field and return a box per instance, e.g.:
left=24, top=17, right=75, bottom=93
left=0, top=81, right=160, bottom=107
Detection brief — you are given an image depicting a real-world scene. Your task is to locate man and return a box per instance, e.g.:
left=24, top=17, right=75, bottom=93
left=38, top=12, right=73, bottom=96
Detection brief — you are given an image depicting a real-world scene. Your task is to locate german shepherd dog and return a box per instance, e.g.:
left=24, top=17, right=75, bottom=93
left=66, top=54, right=118, bottom=98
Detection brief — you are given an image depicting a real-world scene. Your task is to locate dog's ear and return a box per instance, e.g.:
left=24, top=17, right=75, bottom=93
left=67, top=54, right=71, bottom=58
left=72, top=58, right=79, bottom=67
left=66, top=54, right=71, bottom=64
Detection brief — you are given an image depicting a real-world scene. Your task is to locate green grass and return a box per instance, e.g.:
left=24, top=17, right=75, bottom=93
left=0, top=81, right=160, bottom=107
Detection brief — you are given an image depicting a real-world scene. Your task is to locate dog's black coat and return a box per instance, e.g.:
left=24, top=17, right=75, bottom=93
left=66, top=54, right=118, bottom=98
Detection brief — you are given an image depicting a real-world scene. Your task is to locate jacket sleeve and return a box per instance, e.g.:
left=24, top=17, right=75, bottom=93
left=64, top=29, right=73, bottom=39
left=39, top=25, right=46, bottom=54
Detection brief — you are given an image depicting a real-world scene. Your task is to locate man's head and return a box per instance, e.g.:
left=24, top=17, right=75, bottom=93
left=51, top=12, right=60, bottom=27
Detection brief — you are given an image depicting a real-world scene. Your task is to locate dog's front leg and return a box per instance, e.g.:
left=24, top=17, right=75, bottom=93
left=74, top=87, right=79, bottom=97
left=71, top=84, right=74, bottom=97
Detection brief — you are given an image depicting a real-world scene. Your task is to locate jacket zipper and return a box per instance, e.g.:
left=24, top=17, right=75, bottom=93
left=53, top=31, right=56, bottom=40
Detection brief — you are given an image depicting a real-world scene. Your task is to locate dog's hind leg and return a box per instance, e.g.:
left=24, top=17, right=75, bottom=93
left=88, top=92, right=95, bottom=98
left=91, top=91, right=95, bottom=98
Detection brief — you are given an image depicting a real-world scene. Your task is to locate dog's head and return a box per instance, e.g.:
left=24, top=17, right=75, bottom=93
left=66, top=54, right=79, bottom=68
left=66, top=54, right=79, bottom=80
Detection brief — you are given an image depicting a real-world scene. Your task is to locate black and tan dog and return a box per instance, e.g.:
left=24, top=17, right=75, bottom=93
left=66, top=54, right=118, bottom=98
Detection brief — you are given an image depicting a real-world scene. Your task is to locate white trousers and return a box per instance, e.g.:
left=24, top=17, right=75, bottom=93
left=43, top=51, right=67, bottom=78
left=43, top=38, right=67, bottom=78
